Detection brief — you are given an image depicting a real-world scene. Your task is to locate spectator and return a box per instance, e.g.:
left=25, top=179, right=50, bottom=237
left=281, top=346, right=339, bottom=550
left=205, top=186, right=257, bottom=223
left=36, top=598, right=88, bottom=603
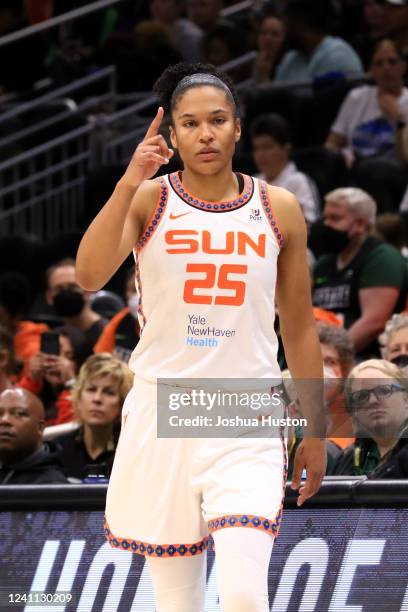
left=325, top=39, right=408, bottom=167
left=203, top=22, right=246, bottom=71
left=0, top=388, right=68, bottom=484
left=104, top=21, right=182, bottom=92
left=251, top=113, right=320, bottom=224
left=252, top=12, right=286, bottom=84
left=46, top=259, right=107, bottom=358
left=398, top=124, right=408, bottom=211
left=0, top=273, right=48, bottom=373
left=381, top=0, right=408, bottom=59
left=317, top=322, right=355, bottom=447
left=375, top=212, right=407, bottom=252
left=151, top=0, right=204, bottom=61
left=0, top=0, right=49, bottom=94
left=353, top=0, right=389, bottom=67
left=379, top=313, right=408, bottom=369
left=275, top=0, right=363, bottom=82
left=332, top=359, right=408, bottom=477
left=19, top=328, right=84, bottom=426
left=282, top=370, right=342, bottom=478
left=94, top=269, right=140, bottom=363
left=55, top=354, right=133, bottom=480
left=25, top=0, right=53, bottom=25
left=402, top=186, right=408, bottom=212
left=188, top=0, right=223, bottom=32
left=311, top=187, right=408, bottom=355
left=0, top=325, right=16, bottom=393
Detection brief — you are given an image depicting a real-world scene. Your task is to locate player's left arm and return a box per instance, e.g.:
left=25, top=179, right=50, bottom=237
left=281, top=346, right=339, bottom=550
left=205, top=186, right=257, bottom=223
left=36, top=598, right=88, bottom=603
left=272, top=186, right=327, bottom=506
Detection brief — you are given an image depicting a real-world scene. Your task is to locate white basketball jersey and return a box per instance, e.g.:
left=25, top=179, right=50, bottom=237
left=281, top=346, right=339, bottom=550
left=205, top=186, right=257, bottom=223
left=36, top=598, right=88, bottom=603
left=128, top=172, right=284, bottom=382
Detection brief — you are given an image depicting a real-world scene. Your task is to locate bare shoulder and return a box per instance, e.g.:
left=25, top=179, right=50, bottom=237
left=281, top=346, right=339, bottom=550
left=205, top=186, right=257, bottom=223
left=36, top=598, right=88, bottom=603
left=266, top=184, right=307, bottom=244
left=129, top=178, right=162, bottom=229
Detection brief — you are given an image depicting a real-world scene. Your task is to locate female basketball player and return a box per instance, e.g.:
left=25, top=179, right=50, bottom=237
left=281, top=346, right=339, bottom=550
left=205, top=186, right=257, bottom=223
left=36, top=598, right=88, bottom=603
left=76, top=63, right=327, bottom=612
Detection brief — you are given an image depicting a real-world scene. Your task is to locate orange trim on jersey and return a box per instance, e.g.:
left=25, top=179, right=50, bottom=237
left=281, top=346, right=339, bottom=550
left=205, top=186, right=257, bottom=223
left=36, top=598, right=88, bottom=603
left=104, top=517, right=210, bottom=557
left=136, top=177, right=168, bottom=251
left=169, top=171, right=254, bottom=212
left=258, top=179, right=285, bottom=249
left=134, top=251, right=146, bottom=331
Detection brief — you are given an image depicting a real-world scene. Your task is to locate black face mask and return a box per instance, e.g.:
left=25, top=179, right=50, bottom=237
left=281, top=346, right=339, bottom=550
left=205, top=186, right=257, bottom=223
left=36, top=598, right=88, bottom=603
left=308, top=219, right=350, bottom=258
left=390, top=354, right=408, bottom=369
left=53, top=289, right=85, bottom=318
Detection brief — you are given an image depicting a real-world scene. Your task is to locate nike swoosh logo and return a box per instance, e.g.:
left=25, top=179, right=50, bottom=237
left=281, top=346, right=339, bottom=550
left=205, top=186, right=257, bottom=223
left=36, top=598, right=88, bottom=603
left=169, top=211, right=192, bottom=220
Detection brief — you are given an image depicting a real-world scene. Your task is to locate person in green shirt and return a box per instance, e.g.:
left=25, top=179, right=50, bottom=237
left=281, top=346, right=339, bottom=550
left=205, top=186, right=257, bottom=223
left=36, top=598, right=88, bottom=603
left=331, top=358, right=408, bottom=478
left=311, top=187, right=408, bottom=358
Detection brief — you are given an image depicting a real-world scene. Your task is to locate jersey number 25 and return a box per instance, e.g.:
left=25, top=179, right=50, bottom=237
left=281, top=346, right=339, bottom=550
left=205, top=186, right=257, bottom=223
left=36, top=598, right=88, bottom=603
left=183, top=263, right=248, bottom=306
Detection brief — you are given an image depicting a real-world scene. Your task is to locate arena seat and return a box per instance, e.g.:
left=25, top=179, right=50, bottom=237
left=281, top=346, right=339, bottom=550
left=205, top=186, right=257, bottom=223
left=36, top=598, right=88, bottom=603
left=292, top=146, right=349, bottom=200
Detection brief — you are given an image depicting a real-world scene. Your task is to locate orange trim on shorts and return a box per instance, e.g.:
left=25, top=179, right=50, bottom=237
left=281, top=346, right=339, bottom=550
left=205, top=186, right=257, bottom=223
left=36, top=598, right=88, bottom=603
left=104, top=517, right=210, bottom=557
left=208, top=425, right=288, bottom=541
left=258, top=179, right=285, bottom=249
left=135, top=177, right=168, bottom=251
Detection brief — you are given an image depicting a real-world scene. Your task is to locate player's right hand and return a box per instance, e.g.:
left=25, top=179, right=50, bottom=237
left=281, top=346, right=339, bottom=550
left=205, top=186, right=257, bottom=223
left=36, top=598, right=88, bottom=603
left=291, top=438, right=326, bottom=506
left=122, top=107, right=174, bottom=187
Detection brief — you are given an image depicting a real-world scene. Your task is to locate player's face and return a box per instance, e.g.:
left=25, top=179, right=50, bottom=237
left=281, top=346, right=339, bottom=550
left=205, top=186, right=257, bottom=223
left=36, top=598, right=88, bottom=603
left=169, top=86, right=241, bottom=175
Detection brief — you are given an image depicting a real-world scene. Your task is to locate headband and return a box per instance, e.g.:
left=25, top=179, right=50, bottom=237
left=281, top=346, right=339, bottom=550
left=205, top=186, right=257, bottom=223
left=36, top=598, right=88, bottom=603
left=171, top=73, right=234, bottom=106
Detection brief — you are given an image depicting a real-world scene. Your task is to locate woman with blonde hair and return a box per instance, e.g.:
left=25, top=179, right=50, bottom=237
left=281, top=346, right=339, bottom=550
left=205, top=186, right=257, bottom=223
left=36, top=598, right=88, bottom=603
left=378, top=313, right=408, bottom=369
left=55, top=353, right=133, bottom=480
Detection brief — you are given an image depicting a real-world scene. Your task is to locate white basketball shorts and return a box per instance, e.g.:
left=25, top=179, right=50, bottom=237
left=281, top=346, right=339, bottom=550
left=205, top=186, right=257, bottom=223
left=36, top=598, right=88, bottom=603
left=104, top=377, right=287, bottom=558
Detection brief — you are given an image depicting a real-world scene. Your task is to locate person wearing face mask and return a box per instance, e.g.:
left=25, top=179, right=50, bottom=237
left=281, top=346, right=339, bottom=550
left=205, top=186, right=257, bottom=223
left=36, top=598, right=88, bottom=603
left=311, top=187, right=408, bottom=358
left=317, top=322, right=356, bottom=449
left=45, top=258, right=107, bottom=358
left=379, top=313, right=408, bottom=371
left=93, top=268, right=140, bottom=363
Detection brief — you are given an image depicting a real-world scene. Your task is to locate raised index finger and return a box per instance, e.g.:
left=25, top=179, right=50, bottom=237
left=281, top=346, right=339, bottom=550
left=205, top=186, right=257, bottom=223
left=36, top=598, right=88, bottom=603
left=145, top=106, right=164, bottom=140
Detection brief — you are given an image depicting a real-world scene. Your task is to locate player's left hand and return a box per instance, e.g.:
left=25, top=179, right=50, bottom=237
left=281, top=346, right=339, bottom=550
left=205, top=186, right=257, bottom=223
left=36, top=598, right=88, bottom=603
left=290, top=438, right=327, bottom=506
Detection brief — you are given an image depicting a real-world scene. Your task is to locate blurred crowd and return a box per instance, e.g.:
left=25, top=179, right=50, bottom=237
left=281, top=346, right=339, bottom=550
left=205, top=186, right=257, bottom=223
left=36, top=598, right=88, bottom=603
left=0, top=1, right=407, bottom=92
left=1, top=0, right=408, bottom=485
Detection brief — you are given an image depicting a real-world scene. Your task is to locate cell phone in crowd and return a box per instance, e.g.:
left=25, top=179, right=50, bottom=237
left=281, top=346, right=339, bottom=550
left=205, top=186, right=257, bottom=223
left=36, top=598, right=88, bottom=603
left=40, top=331, right=60, bottom=355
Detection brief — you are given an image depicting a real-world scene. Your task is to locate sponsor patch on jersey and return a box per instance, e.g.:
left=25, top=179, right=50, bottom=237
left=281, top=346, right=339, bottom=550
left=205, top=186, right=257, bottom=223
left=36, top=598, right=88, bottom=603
left=249, top=209, right=262, bottom=222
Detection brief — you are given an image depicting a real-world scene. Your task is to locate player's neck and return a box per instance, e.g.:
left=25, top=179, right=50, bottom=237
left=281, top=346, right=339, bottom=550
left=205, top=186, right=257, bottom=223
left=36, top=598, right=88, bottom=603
left=180, top=165, right=239, bottom=203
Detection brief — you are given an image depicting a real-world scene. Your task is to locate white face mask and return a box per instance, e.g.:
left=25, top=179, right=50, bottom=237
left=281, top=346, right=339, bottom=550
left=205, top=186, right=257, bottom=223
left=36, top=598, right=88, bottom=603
left=128, top=294, right=139, bottom=319
left=323, top=365, right=338, bottom=379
